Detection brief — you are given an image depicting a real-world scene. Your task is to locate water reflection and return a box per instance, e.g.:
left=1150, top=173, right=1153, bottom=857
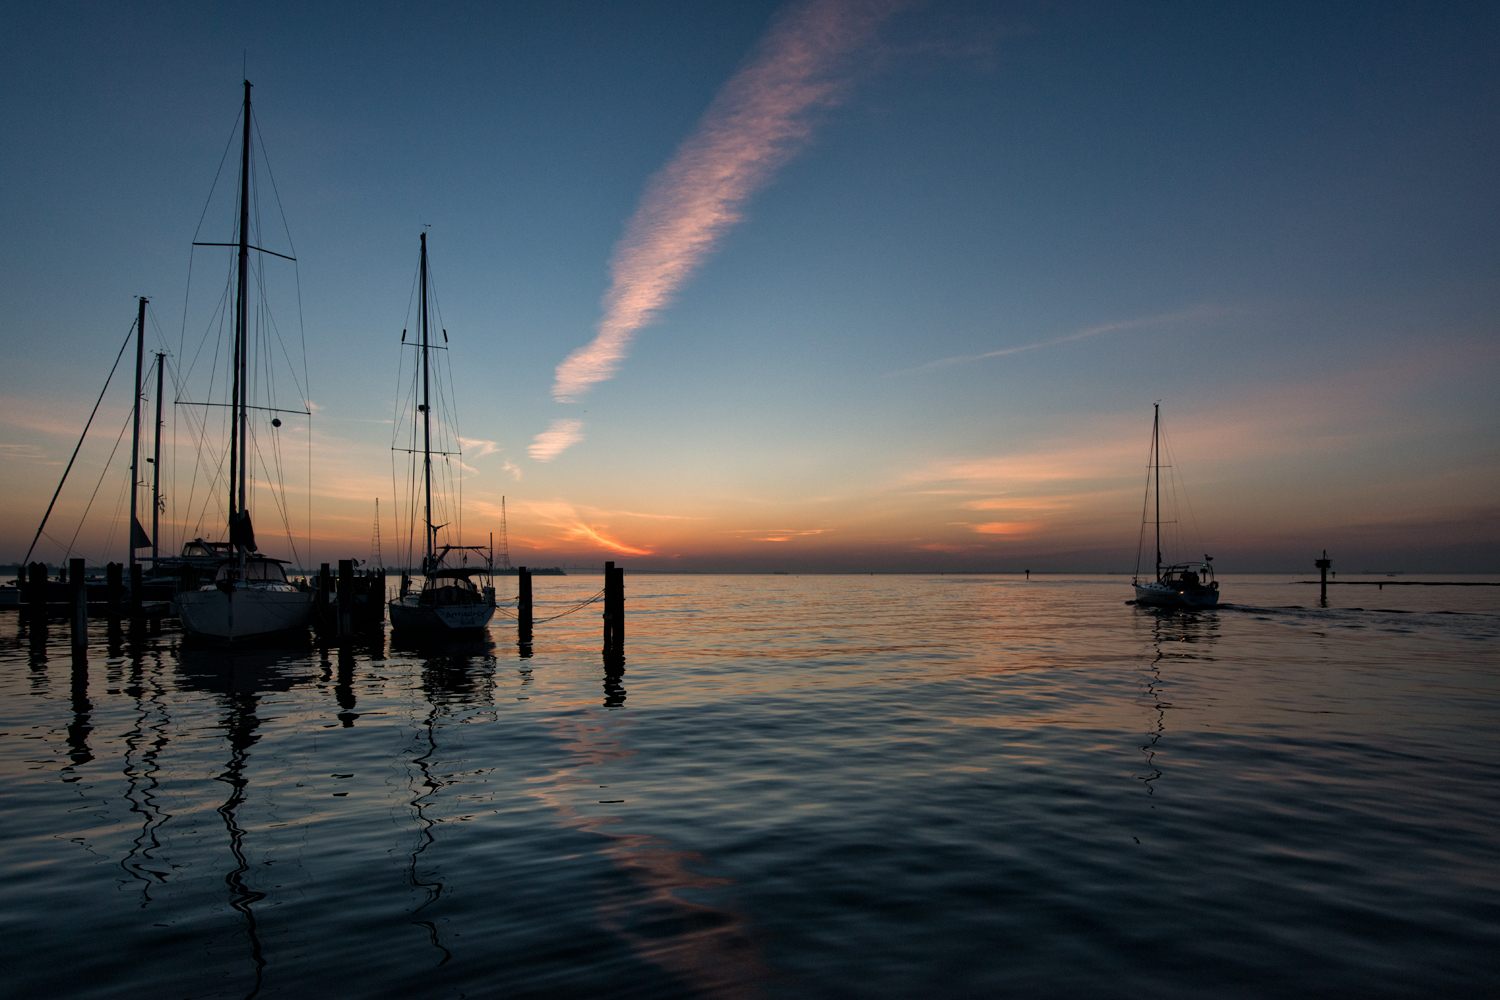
left=1133, top=608, right=1221, bottom=797
left=65, top=645, right=92, bottom=773
left=217, top=687, right=267, bottom=998
left=119, top=640, right=171, bottom=902
left=529, top=712, right=767, bottom=997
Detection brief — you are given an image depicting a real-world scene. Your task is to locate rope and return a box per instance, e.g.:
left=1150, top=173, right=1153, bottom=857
left=493, top=588, right=605, bottom=624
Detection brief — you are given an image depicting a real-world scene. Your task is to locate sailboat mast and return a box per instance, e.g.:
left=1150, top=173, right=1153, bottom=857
left=129, top=296, right=146, bottom=574
left=152, top=352, right=165, bottom=561
left=235, top=79, right=252, bottom=558
left=1153, top=402, right=1161, bottom=580
left=420, top=232, right=433, bottom=571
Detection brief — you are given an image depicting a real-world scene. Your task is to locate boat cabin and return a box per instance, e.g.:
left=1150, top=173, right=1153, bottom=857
left=415, top=569, right=486, bottom=607
left=181, top=538, right=234, bottom=559
left=214, top=558, right=291, bottom=583
left=1160, top=562, right=1216, bottom=591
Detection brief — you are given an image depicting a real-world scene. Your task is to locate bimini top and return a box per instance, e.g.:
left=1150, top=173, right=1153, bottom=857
left=427, top=567, right=484, bottom=580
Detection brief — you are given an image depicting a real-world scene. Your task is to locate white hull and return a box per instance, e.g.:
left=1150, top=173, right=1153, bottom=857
left=176, top=585, right=314, bottom=641
left=1134, top=582, right=1219, bottom=609
left=389, top=597, right=495, bottom=633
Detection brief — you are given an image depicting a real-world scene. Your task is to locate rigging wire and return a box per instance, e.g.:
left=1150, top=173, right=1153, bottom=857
left=21, top=318, right=138, bottom=566
left=62, top=403, right=134, bottom=561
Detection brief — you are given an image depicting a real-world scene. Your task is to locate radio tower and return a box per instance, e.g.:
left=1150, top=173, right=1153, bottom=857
left=371, top=498, right=383, bottom=569
left=499, top=496, right=512, bottom=570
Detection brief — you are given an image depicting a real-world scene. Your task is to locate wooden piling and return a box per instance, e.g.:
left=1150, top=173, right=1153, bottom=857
left=517, top=566, right=534, bottom=638
left=317, top=563, right=331, bottom=628
left=1315, top=550, right=1332, bottom=605
left=338, top=560, right=354, bottom=637
left=602, top=561, right=624, bottom=658
left=106, top=563, right=123, bottom=617
left=70, top=557, right=87, bottom=646
left=28, top=563, right=46, bottom=616
left=129, top=562, right=143, bottom=617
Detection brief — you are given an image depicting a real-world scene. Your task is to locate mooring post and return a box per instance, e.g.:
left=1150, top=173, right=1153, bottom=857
left=602, top=561, right=624, bottom=659
left=129, top=562, right=143, bottom=618
left=70, top=557, right=87, bottom=648
left=106, top=563, right=123, bottom=618
left=602, top=561, right=615, bottom=654
left=28, top=562, right=47, bottom=618
left=375, top=567, right=387, bottom=624
left=318, top=563, right=331, bottom=628
left=1315, top=550, right=1332, bottom=606
left=338, top=560, right=353, bottom=637
left=518, top=566, right=533, bottom=641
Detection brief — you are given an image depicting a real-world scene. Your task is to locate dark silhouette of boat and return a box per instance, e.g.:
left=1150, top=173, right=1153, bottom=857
left=1132, top=404, right=1220, bottom=609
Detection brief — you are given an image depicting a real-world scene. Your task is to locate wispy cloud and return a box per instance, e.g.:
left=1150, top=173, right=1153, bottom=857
left=728, top=527, right=834, bottom=542
left=524, top=500, right=656, bottom=555
left=528, top=419, right=584, bottom=462
left=457, top=436, right=501, bottom=457
left=550, top=0, right=902, bottom=406
left=891, top=305, right=1226, bottom=376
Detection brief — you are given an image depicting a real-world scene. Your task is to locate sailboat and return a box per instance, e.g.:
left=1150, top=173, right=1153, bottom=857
left=387, top=233, right=497, bottom=634
left=1132, top=403, right=1220, bottom=609
left=175, top=81, right=314, bottom=642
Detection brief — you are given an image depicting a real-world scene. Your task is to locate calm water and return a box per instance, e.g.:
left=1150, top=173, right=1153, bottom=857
left=2, top=574, right=1498, bottom=999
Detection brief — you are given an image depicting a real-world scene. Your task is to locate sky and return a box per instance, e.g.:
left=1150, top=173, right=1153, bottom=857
left=1, top=0, right=1496, bottom=573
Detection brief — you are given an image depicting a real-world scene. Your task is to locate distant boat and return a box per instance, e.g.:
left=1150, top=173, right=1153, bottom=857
left=387, top=233, right=497, bottom=634
left=174, top=81, right=314, bottom=642
left=1132, top=404, right=1220, bottom=609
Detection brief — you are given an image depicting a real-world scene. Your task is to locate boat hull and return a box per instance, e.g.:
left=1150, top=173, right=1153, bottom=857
left=1134, top=582, right=1220, bottom=609
left=176, top=585, right=314, bottom=641
left=388, top=597, right=495, bottom=634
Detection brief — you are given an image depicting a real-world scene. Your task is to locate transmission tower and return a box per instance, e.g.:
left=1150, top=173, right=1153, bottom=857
left=371, top=498, right=383, bottom=569
left=499, top=496, right=512, bottom=569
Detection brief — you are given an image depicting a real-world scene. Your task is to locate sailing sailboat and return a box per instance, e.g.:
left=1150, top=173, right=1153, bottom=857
left=1132, top=403, right=1220, bottom=609
left=387, top=233, right=497, bottom=634
left=175, top=81, right=313, bottom=642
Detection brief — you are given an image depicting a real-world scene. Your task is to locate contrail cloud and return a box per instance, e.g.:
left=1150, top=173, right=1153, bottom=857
left=550, top=0, right=902, bottom=406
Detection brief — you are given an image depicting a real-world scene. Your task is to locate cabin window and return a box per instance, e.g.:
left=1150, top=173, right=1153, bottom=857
left=214, top=560, right=288, bottom=582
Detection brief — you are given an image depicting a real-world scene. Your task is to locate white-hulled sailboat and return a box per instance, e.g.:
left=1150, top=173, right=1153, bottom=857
left=175, top=81, right=313, bottom=642
left=1132, top=403, right=1221, bottom=609
left=387, top=233, right=496, bottom=634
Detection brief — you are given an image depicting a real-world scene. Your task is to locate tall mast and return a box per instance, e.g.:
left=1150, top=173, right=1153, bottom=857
left=420, top=232, right=433, bottom=571
left=152, top=352, right=165, bottom=561
left=1153, top=402, right=1161, bottom=580
left=234, top=79, right=252, bottom=566
left=129, top=296, right=147, bottom=574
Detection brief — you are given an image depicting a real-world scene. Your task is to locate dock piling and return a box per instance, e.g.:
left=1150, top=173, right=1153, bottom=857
left=106, top=563, right=123, bottom=618
left=70, top=558, right=87, bottom=648
left=518, top=567, right=533, bottom=645
left=28, top=562, right=46, bottom=618
left=338, top=560, right=353, bottom=637
left=129, top=563, right=143, bottom=618
left=602, top=561, right=625, bottom=662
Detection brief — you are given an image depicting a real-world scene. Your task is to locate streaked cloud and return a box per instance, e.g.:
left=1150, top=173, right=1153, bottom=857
left=892, top=305, right=1228, bottom=376
left=971, top=521, right=1042, bottom=536
left=728, top=527, right=834, bottom=542
left=522, top=499, right=656, bottom=555
left=528, top=419, right=584, bottom=462
left=458, top=436, right=501, bottom=457
left=551, top=0, right=902, bottom=405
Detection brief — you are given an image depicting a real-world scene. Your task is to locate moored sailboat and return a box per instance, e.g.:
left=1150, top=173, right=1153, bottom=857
left=387, top=233, right=497, bottom=634
left=1132, top=403, right=1221, bottom=609
left=174, top=80, right=313, bottom=642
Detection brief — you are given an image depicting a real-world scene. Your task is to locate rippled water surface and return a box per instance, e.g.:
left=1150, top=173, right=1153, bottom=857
left=3, top=574, right=1498, bottom=998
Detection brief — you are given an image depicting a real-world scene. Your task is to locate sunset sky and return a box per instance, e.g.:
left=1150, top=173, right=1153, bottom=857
left=2, top=1, right=1496, bottom=573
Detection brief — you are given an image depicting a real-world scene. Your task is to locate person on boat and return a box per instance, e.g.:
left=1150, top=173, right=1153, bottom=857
left=1180, top=569, right=1199, bottom=587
